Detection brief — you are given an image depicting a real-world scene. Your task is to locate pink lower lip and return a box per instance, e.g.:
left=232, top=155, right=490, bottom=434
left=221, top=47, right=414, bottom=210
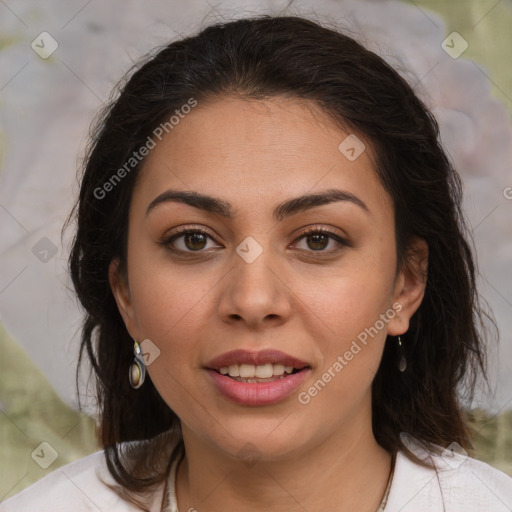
left=206, top=368, right=311, bottom=406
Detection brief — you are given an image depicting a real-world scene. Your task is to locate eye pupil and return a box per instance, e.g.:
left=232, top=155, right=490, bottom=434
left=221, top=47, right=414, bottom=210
left=307, top=233, right=329, bottom=251
left=185, top=232, right=207, bottom=250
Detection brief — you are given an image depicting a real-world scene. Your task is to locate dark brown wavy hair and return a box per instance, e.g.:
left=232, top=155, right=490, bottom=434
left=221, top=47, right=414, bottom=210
left=64, top=13, right=493, bottom=510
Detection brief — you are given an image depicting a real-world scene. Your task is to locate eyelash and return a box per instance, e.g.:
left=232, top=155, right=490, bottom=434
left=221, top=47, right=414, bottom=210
left=160, top=225, right=349, bottom=256
left=294, top=227, right=349, bottom=253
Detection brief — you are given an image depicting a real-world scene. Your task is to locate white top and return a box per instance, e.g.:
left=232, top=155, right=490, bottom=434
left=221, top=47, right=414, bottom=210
left=2, top=436, right=512, bottom=512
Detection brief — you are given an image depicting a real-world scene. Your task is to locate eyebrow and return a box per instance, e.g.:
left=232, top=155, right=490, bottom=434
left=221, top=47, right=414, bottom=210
left=146, top=188, right=370, bottom=221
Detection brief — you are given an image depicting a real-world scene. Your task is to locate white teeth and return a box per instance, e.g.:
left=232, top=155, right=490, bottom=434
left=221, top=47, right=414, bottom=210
left=219, top=363, right=298, bottom=378
left=273, top=364, right=285, bottom=375
left=228, top=365, right=240, bottom=377
left=255, top=363, right=273, bottom=378
left=239, top=364, right=254, bottom=378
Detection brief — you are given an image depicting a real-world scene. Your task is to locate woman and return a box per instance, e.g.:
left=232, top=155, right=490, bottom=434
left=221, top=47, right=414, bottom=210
left=2, top=14, right=511, bottom=512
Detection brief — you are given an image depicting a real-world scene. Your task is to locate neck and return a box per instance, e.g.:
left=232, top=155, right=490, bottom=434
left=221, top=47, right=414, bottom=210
left=175, top=404, right=392, bottom=511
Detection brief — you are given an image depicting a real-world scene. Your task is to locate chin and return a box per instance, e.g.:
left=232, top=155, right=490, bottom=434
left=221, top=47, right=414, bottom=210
left=205, top=416, right=311, bottom=463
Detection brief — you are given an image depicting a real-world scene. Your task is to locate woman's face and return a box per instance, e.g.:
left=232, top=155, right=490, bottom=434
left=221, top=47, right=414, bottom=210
left=110, top=97, right=426, bottom=461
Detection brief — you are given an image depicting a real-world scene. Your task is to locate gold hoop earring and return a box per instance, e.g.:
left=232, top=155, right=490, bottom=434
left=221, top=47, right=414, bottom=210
left=129, top=340, right=146, bottom=389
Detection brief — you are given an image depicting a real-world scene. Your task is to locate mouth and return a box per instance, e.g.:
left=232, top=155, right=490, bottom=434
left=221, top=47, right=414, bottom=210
left=204, top=349, right=311, bottom=406
left=205, top=348, right=311, bottom=382
left=215, top=363, right=307, bottom=383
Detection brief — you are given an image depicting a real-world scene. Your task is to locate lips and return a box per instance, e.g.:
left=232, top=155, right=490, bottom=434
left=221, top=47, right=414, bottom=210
left=204, top=349, right=311, bottom=406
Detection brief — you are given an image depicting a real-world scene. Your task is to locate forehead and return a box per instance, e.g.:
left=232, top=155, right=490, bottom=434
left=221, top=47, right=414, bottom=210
left=132, top=96, right=391, bottom=218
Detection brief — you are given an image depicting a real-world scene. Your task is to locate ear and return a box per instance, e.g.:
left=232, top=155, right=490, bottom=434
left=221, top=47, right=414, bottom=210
left=108, top=258, right=140, bottom=340
left=387, top=237, right=428, bottom=336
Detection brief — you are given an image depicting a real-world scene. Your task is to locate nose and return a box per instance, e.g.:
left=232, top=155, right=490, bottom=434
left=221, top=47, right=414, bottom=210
left=217, top=243, right=293, bottom=330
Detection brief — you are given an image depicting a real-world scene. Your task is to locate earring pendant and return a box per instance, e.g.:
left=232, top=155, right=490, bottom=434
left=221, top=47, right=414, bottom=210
left=129, top=340, right=146, bottom=389
left=398, top=336, right=407, bottom=372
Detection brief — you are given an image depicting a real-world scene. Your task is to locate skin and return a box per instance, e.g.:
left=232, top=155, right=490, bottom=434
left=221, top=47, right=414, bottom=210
left=109, top=96, right=428, bottom=512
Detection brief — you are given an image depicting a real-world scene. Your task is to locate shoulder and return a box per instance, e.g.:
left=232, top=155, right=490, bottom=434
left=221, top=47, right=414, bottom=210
left=386, top=434, right=512, bottom=511
left=0, top=449, right=163, bottom=512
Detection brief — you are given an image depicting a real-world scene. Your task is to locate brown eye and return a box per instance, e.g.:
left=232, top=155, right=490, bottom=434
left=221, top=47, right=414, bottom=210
left=294, top=228, right=349, bottom=253
left=305, top=233, right=330, bottom=251
left=161, top=228, right=220, bottom=253
left=183, top=232, right=208, bottom=251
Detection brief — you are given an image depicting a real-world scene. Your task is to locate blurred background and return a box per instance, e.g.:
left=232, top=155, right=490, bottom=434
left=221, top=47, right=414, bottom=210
left=1, top=0, right=511, bottom=500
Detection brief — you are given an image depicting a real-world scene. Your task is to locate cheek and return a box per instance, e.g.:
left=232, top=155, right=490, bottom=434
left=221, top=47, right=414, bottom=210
left=293, top=276, right=393, bottom=424
left=127, top=240, right=214, bottom=334
left=126, top=256, right=219, bottom=396
left=301, top=281, right=390, bottom=385
left=294, top=254, right=395, bottom=341
left=127, top=264, right=214, bottom=416
left=292, top=250, right=395, bottom=400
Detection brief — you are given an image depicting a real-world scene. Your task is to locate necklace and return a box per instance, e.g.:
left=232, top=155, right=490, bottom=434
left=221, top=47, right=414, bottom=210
left=166, top=451, right=396, bottom=512
left=376, top=451, right=396, bottom=512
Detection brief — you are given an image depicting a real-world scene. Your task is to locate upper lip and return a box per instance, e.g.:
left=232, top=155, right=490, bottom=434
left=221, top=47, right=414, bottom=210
left=205, top=349, right=310, bottom=371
